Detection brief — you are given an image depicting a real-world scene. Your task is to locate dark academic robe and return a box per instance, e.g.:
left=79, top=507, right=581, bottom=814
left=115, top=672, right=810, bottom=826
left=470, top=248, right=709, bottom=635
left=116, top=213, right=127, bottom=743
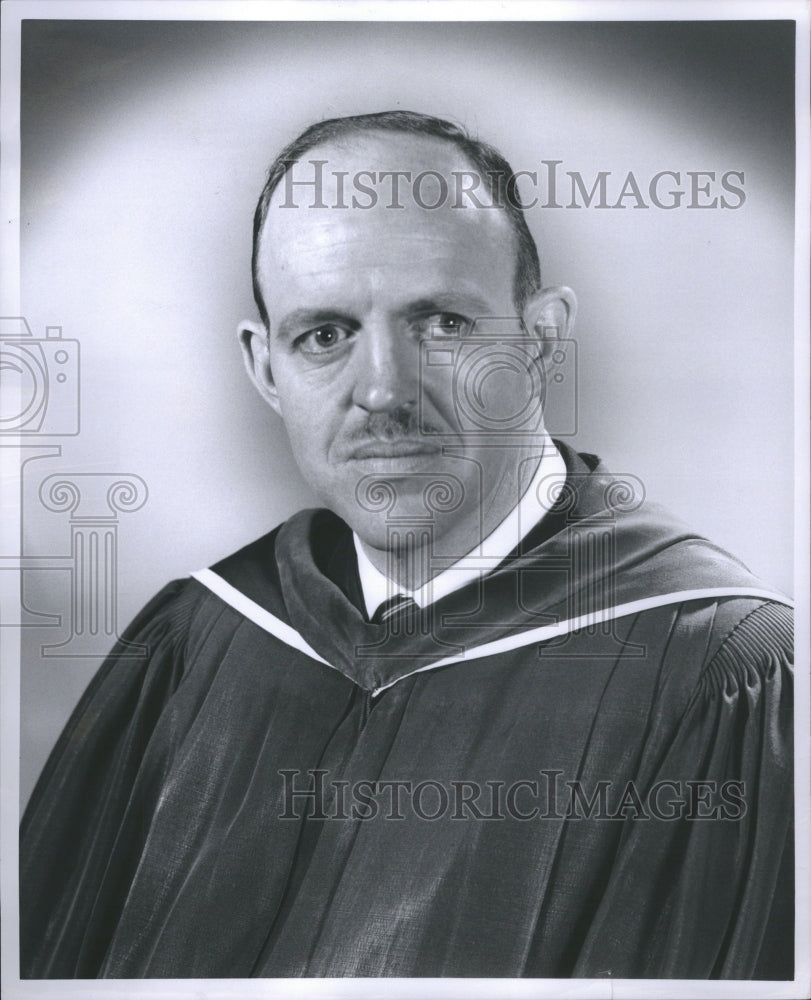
left=20, top=446, right=794, bottom=980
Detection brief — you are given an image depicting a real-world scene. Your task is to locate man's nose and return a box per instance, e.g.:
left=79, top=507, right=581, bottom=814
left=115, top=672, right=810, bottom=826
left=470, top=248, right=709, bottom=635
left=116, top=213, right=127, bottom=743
left=351, top=325, right=418, bottom=412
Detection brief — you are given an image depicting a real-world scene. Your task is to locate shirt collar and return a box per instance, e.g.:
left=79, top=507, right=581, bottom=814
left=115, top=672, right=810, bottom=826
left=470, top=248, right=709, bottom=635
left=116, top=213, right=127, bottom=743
left=353, top=437, right=567, bottom=619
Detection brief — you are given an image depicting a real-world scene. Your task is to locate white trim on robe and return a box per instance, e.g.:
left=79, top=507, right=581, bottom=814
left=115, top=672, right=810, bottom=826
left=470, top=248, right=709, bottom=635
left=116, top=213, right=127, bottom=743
left=191, top=568, right=793, bottom=697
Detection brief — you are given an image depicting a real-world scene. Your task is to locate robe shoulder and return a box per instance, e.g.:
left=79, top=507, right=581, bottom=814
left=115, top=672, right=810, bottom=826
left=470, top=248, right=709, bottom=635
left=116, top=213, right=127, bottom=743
left=569, top=596, right=793, bottom=980
left=21, top=573, right=251, bottom=829
left=23, top=579, right=195, bottom=818
left=700, top=596, right=793, bottom=689
left=19, top=576, right=235, bottom=976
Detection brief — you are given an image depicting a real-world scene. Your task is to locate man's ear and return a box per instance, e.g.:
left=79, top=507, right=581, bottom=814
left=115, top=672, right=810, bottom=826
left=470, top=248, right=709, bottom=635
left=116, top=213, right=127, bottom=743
left=523, top=286, right=578, bottom=361
left=238, top=321, right=282, bottom=416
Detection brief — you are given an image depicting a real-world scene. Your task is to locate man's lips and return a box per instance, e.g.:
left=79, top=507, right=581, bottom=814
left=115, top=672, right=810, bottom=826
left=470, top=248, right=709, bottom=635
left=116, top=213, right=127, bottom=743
left=346, top=439, right=442, bottom=460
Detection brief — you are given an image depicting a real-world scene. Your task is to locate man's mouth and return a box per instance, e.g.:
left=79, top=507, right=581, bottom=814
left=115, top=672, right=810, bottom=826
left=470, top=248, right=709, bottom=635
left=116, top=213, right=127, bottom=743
left=347, top=439, right=442, bottom=460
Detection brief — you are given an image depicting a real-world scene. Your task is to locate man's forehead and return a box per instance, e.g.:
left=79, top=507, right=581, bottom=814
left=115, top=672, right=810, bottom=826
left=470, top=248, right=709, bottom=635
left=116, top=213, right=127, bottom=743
left=259, top=131, right=515, bottom=275
left=267, top=131, right=477, bottom=209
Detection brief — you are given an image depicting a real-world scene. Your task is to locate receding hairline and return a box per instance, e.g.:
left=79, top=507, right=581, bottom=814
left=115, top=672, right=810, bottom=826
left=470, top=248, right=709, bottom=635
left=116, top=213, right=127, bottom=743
left=257, top=129, right=517, bottom=242
left=251, top=112, right=542, bottom=324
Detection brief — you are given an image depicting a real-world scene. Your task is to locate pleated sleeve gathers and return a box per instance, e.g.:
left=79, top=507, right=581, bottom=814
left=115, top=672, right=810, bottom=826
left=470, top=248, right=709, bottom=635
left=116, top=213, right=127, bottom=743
left=573, top=601, right=794, bottom=979
left=20, top=580, right=197, bottom=978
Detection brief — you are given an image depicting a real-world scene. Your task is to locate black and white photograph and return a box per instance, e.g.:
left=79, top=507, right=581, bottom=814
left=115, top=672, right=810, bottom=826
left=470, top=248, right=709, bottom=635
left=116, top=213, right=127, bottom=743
left=1, top=1, right=808, bottom=997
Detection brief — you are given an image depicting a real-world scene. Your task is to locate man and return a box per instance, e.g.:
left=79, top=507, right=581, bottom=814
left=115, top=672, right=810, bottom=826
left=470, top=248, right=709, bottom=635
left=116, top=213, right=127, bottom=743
left=20, top=111, right=793, bottom=979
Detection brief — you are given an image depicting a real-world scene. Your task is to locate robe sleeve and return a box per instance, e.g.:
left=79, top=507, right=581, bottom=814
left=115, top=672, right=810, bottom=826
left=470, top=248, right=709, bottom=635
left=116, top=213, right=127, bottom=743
left=20, top=580, right=196, bottom=978
left=573, top=600, right=794, bottom=980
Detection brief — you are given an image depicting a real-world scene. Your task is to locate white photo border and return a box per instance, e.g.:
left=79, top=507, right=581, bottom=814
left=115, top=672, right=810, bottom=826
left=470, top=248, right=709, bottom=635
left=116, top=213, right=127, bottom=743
left=1, top=2, right=808, bottom=998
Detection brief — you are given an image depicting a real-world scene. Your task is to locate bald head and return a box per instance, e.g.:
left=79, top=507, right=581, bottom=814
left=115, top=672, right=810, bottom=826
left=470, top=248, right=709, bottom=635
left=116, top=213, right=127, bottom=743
left=250, top=111, right=541, bottom=329
left=256, top=132, right=519, bottom=325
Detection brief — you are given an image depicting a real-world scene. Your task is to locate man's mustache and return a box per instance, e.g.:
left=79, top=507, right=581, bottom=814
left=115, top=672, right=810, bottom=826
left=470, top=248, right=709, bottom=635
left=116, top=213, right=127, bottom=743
left=347, top=408, right=442, bottom=441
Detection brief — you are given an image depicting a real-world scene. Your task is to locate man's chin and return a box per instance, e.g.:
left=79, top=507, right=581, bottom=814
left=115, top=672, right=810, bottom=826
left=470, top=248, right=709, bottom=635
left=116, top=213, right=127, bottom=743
left=315, top=457, right=476, bottom=545
left=337, top=499, right=441, bottom=549
left=339, top=508, right=396, bottom=552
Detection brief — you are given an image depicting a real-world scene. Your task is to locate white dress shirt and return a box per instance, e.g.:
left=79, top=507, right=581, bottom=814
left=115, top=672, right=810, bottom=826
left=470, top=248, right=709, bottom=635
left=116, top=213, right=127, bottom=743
left=353, top=437, right=567, bottom=619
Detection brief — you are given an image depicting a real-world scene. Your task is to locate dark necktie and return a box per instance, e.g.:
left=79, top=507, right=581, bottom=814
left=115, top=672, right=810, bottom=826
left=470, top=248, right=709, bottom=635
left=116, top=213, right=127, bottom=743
left=372, top=593, right=418, bottom=625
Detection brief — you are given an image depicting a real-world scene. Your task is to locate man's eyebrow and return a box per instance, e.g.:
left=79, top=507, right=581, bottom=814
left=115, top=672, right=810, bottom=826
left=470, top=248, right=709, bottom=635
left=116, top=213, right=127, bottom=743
left=403, top=294, right=494, bottom=316
left=275, top=309, right=359, bottom=340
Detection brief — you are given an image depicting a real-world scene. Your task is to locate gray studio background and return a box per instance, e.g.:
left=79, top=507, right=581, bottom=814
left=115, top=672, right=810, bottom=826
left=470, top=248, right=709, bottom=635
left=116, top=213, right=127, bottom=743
left=18, top=20, right=795, bottom=807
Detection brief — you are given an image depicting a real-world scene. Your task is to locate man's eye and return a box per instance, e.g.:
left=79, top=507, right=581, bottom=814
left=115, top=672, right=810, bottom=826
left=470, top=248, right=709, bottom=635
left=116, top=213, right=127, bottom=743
left=295, top=325, right=352, bottom=355
left=416, top=313, right=470, bottom=338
